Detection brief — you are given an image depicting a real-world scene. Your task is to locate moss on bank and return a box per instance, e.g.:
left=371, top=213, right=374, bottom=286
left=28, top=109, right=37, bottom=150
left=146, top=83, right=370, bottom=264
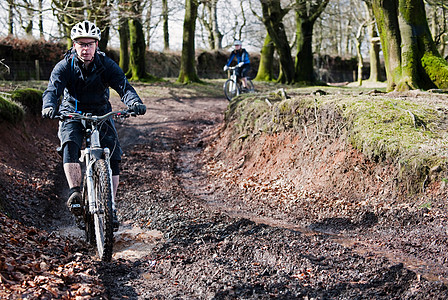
left=225, top=88, right=448, bottom=193
left=0, top=88, right=43, bottom=124
left=0, top=93, right=24, bottom=124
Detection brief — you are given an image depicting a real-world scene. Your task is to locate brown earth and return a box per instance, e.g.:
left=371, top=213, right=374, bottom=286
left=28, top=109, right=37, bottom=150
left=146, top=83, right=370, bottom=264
left=1, top=80, right=448, bottom=299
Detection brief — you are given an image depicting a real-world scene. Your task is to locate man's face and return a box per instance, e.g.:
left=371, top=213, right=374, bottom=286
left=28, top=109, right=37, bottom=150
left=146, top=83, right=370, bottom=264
left=73, top=38, right=98, bottom=63
left=234, top=44, right=241, bottom=50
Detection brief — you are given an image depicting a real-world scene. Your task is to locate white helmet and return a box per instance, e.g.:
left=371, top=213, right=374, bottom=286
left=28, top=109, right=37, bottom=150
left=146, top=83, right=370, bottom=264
left=234, top=40, right=242, bottom=46
left=71, top=21, right=101, bottom=41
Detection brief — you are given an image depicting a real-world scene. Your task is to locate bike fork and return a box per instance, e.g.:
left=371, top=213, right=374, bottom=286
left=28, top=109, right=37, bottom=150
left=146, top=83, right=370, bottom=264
left=84, top=149, right=97, bottom=214
left=103, top=148, right=116, bottom=213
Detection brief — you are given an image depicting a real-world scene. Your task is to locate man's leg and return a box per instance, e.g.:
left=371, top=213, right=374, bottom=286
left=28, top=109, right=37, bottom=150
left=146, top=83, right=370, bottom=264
left=62, top=140, right=83, bottom=216
left=63, top=162, right=82, bottom=189
left=241, top=77, right=248, bottom=88
left=64, top=162, right=83, bottom=216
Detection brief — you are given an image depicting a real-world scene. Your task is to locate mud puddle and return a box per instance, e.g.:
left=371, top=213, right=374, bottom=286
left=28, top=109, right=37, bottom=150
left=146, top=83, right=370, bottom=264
left=113, top=223, right=163, bottom=261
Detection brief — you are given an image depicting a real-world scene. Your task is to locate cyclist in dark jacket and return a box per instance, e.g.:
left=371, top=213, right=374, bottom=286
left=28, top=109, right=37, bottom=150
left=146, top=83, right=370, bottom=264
left=41, top=21, right=146, bottom=229
left=223, top=40, right=251, bottom=91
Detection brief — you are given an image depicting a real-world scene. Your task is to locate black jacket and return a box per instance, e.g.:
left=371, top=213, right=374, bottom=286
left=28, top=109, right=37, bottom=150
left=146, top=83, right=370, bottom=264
left=42, top=49, right=142, bottom=115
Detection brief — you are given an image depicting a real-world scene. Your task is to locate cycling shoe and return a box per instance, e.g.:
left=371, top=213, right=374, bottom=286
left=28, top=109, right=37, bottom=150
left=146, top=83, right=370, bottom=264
left=67, top=190, right=82, bottom=216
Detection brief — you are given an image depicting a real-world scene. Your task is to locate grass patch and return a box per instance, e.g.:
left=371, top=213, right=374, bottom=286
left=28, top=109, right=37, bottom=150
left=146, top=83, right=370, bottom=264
left=0, top=93, right=24, bottom=124
left=11, top=88, right=43, bottom=115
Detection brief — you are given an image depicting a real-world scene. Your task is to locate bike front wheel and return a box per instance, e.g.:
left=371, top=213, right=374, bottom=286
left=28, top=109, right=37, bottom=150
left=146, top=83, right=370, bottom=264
left=224, top=79, right=240, bottom=101
left=91, top=159, right=114, bottom=262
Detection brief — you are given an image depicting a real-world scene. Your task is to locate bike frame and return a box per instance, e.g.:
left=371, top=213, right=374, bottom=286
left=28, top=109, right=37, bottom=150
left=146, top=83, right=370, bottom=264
left=80, top=115, right=115, bottom=217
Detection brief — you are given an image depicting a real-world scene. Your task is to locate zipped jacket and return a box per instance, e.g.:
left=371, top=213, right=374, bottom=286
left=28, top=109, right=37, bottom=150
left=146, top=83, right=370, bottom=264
left=42, top=49, right=142, bottom=115
left=225, top=48, right=250, bottom=67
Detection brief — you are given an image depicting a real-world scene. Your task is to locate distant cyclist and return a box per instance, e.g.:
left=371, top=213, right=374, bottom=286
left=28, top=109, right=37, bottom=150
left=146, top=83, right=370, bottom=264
left=223, top=40, right=251, bottom=91
left=41, top=21, right=146, bottom=229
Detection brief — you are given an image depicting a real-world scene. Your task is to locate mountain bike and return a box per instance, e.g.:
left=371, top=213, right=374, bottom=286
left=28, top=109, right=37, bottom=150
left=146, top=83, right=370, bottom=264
left=57, top=110, right=134, bottom=262
left=223, top=66, right=254, bottom=101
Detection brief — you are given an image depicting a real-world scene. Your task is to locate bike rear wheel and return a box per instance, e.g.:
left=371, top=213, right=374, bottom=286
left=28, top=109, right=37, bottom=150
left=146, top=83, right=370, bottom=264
left=91, top=159, right=114, bottom=262
left=224, top=79, right=240, bottom=101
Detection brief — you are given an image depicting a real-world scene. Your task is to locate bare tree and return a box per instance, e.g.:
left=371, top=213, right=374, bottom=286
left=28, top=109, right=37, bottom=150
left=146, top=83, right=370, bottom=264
left=198, top=0, right=223, bottom=49
left=51, top=0, right=89, bottom=48
left=7, top=0, right=15, bottom=35
left=162, top=0, right=169, bottom=50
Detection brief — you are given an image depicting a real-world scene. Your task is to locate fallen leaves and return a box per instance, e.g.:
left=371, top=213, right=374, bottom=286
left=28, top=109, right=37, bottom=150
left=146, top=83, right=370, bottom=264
left=0, top=213, right=105, bottom=298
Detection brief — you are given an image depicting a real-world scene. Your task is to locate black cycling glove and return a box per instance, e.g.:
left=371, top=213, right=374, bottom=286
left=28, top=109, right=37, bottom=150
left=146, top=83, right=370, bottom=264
left=42, top=107, right=55, bottom=119
left=130, top=103, right=146, bottom=115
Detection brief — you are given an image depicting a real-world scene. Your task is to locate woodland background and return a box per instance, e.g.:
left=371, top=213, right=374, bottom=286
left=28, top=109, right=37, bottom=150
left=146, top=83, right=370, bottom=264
left=0, top=1, right=447, bottom=87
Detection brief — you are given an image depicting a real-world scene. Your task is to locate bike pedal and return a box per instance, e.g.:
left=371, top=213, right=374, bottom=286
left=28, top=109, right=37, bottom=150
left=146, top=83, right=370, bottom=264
left=70, top=204, right=82, bottom=216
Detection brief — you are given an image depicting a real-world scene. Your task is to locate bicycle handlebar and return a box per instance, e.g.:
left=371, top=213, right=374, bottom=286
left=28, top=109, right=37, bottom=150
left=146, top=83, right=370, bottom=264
left=55, top=110, right=136, bottom=121
left=225, top=66, right=239, bottom=71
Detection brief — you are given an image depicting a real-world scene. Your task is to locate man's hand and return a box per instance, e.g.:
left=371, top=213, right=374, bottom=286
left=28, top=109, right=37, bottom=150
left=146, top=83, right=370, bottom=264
left=223, top=65, right=229, bottom=71
left=238, top=62, right=244, bottom=67
left=42, top=107, right=55, bottom=119
left=130, top=103, right=146, bottom=115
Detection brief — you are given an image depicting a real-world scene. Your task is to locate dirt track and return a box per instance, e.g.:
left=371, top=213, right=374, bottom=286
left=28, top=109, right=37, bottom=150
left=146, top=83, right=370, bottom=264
left=1, top=81, right=448, bottom=298
left=96, top=83, right=448, bottom=298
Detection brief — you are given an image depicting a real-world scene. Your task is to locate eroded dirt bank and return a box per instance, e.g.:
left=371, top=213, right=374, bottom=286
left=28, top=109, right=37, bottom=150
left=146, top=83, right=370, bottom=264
left=1, top=82, right=448, bottom=298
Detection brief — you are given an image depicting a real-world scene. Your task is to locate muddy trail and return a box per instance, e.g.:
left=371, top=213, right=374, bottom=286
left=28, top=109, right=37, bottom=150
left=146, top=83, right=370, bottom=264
left=1, top=82, right=448, bottom=299
left=95, top=84, right=448, bottom=299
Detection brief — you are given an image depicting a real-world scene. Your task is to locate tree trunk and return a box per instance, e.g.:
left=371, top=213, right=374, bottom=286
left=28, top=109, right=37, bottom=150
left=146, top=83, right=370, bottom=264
left=294, top=0, right=329, bottom=84
left=128, top=18, right=152, bottom=81
left=23, top=1, right=34, bottom=36
left=162, top=0, right=170, bottom=51
left=200, top=2, right=215, bottom=49
left=372, top=0, right=402, bottom=90
left=294, top=20, right=315, bottom=83
left=355, top=22, right=365, bottom=86
left=254, top=33, right=276, bottom=81
left=178, top=0, right=201, bottom=84
left=260, top=0, right=295, bottom=84
left=145, top=0, right=153, bottom=48
left=211, top=0, right=222, bottom=49
left=7, top=0, right=13, bottom=35
left=364, top=0, right=381, bottom=82
left=118, top=18, right=129, bottom=73
left=372, top=0, right=448, bottom=91
left=98, top=26, right=110, bottom=50
left=38, top=0, right=44, bottom=38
